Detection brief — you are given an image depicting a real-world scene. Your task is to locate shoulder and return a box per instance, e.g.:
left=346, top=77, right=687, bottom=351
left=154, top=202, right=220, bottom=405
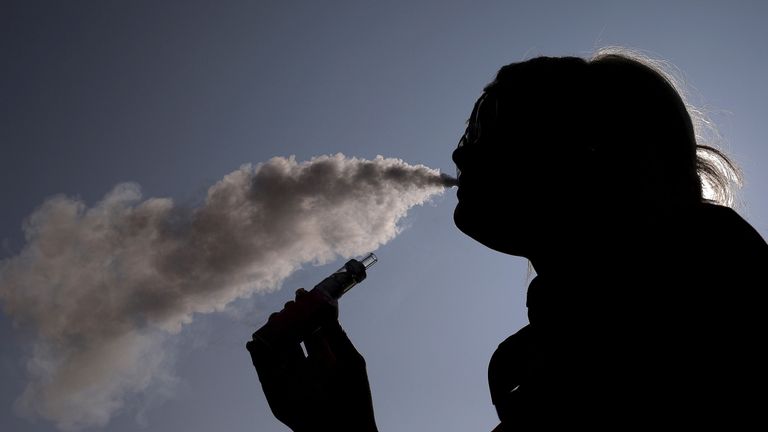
left=695, top=203, right=768, bottom=260
left=690, top=204, right=767, bottom=322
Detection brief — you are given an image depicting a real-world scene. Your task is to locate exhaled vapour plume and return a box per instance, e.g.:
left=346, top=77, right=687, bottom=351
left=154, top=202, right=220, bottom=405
left=0, top=154, right=456, bottom=430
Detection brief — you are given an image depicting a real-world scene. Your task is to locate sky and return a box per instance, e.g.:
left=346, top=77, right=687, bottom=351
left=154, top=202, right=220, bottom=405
left=1, top=1, right=767, bottom=431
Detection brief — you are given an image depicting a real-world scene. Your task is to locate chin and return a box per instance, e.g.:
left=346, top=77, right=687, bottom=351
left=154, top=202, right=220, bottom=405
left=453, top=203, right=528, bottom=257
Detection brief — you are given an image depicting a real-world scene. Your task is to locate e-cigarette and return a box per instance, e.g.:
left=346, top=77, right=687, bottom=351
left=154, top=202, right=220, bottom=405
left=249, top=253, right=378, bottom=350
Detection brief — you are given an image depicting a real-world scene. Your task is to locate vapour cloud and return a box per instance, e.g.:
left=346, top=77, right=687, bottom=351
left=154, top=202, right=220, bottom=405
left=0, top=154, right=456, bottom=430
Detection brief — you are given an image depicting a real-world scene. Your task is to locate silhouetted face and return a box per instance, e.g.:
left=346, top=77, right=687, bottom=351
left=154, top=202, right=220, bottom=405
left=452, top=90, right=592, bottom=257
left=453, top=93, right=553, bottom=256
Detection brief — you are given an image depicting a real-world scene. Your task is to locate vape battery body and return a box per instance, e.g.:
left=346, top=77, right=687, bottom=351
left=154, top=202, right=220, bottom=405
left=314, top=253, right=377, bottom=300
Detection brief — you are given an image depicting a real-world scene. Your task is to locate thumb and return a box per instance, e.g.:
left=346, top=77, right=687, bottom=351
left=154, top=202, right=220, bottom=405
left=320, top=320, right=366, bottom=368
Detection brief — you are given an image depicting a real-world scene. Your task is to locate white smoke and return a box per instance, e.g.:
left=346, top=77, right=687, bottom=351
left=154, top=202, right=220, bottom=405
left=0, top=154, right=455, bottom=430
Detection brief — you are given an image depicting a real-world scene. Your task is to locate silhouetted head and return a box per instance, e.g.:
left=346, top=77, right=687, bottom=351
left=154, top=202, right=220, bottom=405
left=453, top=49, right=740, bottom=259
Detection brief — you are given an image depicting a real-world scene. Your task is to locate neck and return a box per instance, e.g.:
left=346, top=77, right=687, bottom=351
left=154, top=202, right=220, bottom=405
left=526, top=212, right=669, bottom=281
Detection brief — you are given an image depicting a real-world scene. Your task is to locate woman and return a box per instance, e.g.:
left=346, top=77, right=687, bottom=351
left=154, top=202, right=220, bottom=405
left=247, top=49, right=767, bottom=430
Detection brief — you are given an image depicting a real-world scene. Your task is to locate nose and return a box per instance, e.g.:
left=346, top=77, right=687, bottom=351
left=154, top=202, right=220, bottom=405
left=452, top=145, right=465, bottom=170
left=452, top=147, right=464, bottom=183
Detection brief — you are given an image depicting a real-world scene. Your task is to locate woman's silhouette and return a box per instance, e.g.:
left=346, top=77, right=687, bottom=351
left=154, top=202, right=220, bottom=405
left=247, top=49, right=768, bottom=430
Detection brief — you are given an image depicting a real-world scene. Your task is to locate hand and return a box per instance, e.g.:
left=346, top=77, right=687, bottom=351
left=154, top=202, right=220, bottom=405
left=246, top=288, right=378, bottom=432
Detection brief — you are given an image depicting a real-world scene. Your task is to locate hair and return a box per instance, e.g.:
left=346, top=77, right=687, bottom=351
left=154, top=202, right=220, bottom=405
left=465, top=47, right=742, bottom=209
left=591, top=47, right=742, bottom=208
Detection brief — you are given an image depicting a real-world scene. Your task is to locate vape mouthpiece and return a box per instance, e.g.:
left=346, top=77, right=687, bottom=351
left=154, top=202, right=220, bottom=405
left=360, top=253, right=378, bottom=270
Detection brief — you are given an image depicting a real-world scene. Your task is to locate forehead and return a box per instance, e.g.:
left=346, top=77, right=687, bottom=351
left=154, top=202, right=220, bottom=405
left=468, top=92, right=498, bottom=127
left=459, top=92, right=497, bottom=147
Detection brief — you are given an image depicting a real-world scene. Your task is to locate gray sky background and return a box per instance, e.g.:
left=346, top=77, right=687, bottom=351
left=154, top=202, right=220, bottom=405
left=1, top=1, right=766, bottom=431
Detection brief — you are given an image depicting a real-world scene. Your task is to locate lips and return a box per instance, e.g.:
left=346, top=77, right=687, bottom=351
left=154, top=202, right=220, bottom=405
left=455, top=176, right=467, bottom=200
left=456, top=186, right=469, bottom=201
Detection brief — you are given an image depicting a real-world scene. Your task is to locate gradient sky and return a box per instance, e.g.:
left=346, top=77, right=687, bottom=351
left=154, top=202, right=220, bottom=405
left=2, top=1, right=767, bottom=431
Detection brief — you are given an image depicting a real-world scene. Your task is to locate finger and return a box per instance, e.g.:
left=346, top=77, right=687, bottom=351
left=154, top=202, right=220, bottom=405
left=304, top=327, right=335, bottom=368
left=247, top=333, right=306, bottom=378
left=247, top=332, right=306, bottom=364
left=249, top=312, right=307, bottom=369
left=281, top=341, right=306, bottom=368
left=264, top=298, right=302, bottom=336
